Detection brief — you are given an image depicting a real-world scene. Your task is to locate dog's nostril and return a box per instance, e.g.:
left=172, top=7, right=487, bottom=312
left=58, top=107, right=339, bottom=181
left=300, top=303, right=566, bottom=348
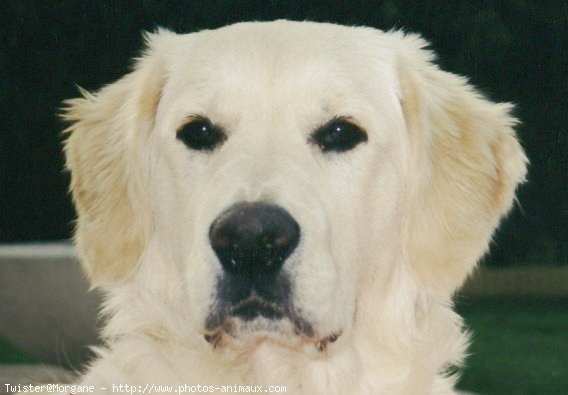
left=209, top=202, right=300, bottom=277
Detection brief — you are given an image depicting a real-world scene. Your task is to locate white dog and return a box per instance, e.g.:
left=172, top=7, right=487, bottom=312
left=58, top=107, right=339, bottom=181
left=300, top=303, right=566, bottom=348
left=58, top=20, right=526, bottom=394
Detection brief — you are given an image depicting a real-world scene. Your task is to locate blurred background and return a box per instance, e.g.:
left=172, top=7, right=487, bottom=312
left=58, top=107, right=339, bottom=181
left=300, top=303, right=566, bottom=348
left=0, top=1, right=566, bottom=394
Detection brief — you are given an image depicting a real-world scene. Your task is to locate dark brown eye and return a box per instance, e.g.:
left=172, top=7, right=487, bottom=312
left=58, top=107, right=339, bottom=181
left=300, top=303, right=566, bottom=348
left=310, top=118, right=368, bottom=153
left=177, top=117, right=226, bottom=151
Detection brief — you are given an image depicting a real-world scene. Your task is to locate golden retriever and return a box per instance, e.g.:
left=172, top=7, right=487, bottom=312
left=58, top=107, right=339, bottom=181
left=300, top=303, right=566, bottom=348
left=57, top=20, right=527, bottom=394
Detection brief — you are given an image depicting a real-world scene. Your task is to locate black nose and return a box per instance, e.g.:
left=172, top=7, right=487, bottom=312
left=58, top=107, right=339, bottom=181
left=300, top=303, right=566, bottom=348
left=209, top=202, right=300, bottom=278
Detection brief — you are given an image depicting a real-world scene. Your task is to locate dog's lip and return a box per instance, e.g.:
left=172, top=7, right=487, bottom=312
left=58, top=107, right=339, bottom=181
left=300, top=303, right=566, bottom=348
left=204, top=294, right=344, bottom=350
left=315, top=332, right=341, bottom=352
left=231, top=297, right=285, bottom=321
left=203, top=328, right=342, bottom=352
left=204, top=296, right=342, bottom=351
left=205, top=294, right=303, bottom=332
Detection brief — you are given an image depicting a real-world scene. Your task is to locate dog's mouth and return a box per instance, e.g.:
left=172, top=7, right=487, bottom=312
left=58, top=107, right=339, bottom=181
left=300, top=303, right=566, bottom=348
left=204, top=296, right=341, bottom=352
left=205, top=294, right=311, bottom=336
left=231, top=298, right=285, bottom=321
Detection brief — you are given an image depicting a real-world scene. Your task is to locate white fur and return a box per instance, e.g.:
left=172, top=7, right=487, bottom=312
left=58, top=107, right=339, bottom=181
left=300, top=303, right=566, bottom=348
left=57, top=20, right=527, bottom=394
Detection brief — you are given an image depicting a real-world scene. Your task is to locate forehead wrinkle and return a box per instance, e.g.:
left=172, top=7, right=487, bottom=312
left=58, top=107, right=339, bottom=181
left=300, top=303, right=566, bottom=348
left=164, top=28, right=399, bottom=139
left=173, top=23, right=365, bottom=89
left=169, top=64, right=341, bottom=132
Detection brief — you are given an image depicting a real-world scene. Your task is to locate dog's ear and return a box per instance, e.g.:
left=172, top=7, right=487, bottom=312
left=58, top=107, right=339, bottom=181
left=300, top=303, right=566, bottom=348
left=62, top=29, right=175, bottom=286
left=396, top=33, right=528, bottom=294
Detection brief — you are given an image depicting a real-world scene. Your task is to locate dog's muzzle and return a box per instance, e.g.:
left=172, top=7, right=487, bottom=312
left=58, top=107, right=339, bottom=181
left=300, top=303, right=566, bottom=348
left=206, top=202, right=304, bottom=329
left=205, top=202, right=343, bottom=350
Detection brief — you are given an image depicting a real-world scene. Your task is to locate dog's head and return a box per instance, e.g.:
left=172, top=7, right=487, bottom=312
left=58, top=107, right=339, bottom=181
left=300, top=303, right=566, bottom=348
left=63, top=21, right=526, bottom=352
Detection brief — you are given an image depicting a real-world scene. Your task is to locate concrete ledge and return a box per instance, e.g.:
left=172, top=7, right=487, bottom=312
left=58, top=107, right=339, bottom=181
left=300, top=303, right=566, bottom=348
left=0, top=243, right=75, bottom=259
left=0, top=243, right=100, bottom=368
left=460, top=265, right=568, bottom=297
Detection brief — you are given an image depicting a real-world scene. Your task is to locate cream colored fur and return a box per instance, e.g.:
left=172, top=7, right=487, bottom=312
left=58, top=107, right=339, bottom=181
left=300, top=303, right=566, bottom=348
left=56, top=21, right=526, bottom=394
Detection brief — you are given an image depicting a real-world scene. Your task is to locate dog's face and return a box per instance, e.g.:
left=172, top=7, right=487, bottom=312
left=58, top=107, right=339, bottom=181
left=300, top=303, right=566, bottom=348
left=148, top=24, right=406, bottom=346
left=63, top=21, right=527, bottom=353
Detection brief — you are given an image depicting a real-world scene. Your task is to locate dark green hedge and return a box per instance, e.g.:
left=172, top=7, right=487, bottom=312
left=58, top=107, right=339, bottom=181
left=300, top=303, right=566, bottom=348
left=1, top=1, right=566, bottom=266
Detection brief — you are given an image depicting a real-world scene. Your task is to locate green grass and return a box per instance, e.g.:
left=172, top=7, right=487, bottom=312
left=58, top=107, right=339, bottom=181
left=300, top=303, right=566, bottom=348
left=0, top=336, right=39, bottom=364
left=1, top=298, right=567, bottom=394
left=456, top=297, right=568, bottom=395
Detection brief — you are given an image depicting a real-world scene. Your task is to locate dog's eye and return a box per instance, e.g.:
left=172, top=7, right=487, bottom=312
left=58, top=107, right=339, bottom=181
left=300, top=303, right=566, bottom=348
left=310, top=118, right=368, bottom=153
left=177, top=118, right=226, bottom=151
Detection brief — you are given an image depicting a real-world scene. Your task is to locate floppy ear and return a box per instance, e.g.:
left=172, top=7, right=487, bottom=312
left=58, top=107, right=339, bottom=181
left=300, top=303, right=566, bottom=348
left=62, top=29, right=175, bottom=286
left=396, top=33, right=528, bottom=294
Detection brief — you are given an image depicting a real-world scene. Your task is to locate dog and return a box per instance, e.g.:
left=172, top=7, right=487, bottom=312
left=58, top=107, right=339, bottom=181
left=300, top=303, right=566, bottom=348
left=57, top=20, right=527, bottom=394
